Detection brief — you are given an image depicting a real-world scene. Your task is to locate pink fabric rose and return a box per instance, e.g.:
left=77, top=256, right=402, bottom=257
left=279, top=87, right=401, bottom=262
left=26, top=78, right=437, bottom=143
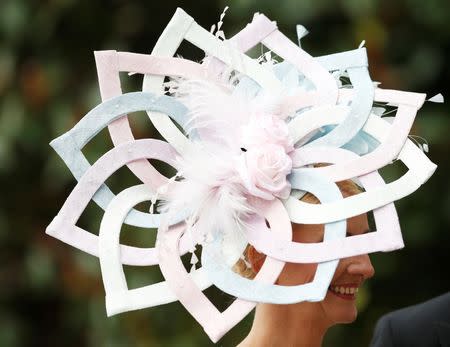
left=237, top=143, right=292, bottom=200
left=240, top=112, right=294, bottom=153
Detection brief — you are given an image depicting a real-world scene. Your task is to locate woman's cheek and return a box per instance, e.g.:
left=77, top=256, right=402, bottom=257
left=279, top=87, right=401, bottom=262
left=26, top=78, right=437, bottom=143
left=277, top=263, right=318, bottom=286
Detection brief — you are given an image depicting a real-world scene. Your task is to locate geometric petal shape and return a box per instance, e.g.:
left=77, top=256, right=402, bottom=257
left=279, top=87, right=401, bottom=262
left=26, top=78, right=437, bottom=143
left=207, top=13, right=339, bottom=107
left=285, top=114, right=437, bottom=223
left=95, top=50, right=211, bottom=157
left=249, top=148, right=403, bottom=262
left=157, top=198, right=291, bottom=343
left=99, top=184, right=211, bottom=316
left=306, top=48, right=374, bottom=148
left=50, top=92, right=190, bottom=227
left=202, top=176, right=344, bottom=305
left=143, top=8, right=283, bottom=154
left=46, top=139, right=188, bottom=265
left=227, top=36, right=373, bottom=146
left=203, top=13, right=279, bottom=75
left=289, top=89, right=428, bottom=180
left=252, top=13, right=339, bottom=106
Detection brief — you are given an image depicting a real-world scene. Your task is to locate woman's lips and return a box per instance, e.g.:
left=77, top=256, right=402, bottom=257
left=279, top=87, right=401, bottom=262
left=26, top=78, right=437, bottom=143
left=328, top=284, right=359, bottom=301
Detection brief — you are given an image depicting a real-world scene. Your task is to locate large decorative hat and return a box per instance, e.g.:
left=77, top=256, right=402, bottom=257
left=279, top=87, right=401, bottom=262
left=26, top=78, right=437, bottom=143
left=46, top=7, right=441, bottom=343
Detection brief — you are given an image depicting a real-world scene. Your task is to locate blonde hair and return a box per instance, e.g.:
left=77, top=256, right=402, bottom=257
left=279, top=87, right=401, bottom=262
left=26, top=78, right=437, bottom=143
left=233, top=179, right=363, bottom=279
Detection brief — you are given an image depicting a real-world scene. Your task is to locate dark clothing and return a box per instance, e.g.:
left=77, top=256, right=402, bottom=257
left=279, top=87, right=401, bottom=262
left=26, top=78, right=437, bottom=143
left=370, top=292, right=450, bottom=347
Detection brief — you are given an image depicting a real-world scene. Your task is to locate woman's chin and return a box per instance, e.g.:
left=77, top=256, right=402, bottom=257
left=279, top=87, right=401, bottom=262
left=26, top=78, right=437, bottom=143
left=328, top=306, right=358, bottom=324
left=340, top=310, right=358, bottom=323
left=323, top=291, right=359, bottom=324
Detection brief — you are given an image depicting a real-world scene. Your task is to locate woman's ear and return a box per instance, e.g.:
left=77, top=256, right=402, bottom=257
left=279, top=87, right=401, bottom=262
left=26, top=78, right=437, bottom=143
left=247, top=245, right=266, bottom=273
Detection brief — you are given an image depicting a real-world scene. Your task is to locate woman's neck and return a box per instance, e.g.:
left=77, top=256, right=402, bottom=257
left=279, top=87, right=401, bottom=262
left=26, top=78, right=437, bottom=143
left=238, top=303, right=331, bottom=347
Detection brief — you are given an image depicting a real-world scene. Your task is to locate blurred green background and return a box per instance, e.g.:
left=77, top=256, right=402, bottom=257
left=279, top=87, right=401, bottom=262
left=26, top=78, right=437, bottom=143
left=0, top=0, right=449, bottom=346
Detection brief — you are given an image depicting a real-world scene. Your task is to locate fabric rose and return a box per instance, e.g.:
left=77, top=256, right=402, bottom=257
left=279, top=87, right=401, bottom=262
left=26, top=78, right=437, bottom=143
left=240, top=112, right=294, bottom=153
left=237, top=143, right=292, bottom=200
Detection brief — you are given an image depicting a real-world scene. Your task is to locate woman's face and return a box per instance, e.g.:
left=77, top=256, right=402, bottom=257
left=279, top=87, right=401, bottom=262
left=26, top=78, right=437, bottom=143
left=275, top=211, right=375, bottom=324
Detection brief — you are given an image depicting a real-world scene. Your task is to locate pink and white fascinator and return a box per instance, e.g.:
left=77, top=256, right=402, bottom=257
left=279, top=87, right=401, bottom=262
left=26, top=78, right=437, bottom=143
left=46, top=7, right=441, bottom=343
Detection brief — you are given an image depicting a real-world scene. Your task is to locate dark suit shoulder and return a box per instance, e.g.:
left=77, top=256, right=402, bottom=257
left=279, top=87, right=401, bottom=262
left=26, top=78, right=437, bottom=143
left=371, top=292, right=450, bottom=347
left=370, top=314, right=395, bottom=347
left=387, top=292, right=450, bottom=327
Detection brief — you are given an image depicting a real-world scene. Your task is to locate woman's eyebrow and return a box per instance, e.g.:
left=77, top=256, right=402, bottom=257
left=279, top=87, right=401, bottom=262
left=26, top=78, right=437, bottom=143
left=346, top=229, right=370, bottom=236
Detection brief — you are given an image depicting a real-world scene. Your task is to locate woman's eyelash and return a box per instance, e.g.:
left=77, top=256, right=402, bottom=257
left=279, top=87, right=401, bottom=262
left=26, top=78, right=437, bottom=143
left=346, top=229, right=370, bottom=237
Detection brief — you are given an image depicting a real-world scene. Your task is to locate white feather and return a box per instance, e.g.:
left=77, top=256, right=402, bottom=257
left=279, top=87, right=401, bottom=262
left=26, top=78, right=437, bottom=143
left=158, top=142, right=254, bottom=244
left=160, top=74, right=290, bottom=243
left=169, top=76, right=288, bottom=146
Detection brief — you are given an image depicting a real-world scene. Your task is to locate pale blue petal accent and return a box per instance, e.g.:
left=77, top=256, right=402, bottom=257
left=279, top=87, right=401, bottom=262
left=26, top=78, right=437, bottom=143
left=201, top=172, right=345, bottom=304
left=50, top=92, right=190, bottom=227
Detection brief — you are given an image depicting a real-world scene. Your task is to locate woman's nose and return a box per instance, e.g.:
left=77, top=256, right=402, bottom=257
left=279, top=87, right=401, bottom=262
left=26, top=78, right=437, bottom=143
left=346, top=254, right=375, bottom=280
